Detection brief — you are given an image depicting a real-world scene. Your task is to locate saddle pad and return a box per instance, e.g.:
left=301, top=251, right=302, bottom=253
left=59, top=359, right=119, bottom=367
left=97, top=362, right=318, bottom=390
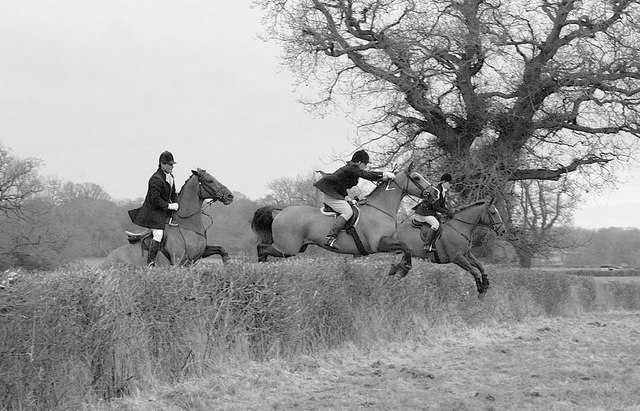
left=320, top=204, right=360, bottom=230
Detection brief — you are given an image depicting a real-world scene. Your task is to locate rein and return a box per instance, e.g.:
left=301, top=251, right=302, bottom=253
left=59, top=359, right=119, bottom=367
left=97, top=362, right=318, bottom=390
left=365, top=171, right=426, bottom=220
left=445, top=203, right=503, bottom=242
left=176, top=177, right=223, bottom=220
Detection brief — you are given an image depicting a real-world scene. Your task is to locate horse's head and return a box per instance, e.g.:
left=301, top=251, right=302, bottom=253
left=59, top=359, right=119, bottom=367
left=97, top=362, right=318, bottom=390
left=451, top=199, right=505, bottom=236
left=481, top=199, right=506, bottom=236
left=193, top=168, right=234, bottom=205
left=393, top=168, right=430, bottom=198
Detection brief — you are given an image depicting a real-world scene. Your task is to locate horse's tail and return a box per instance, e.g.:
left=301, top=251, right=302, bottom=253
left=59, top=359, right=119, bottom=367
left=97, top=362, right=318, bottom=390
left=251, top=205, right=278, bottom=244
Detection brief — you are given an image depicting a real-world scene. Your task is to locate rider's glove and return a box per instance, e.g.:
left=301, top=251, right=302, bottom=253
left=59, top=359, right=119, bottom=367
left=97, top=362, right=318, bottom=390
left=168, top=203, right=179, bottom=211
left=383, top=171, right=395, bottom=180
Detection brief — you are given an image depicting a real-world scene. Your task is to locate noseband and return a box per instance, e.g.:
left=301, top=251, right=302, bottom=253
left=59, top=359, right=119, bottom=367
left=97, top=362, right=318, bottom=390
left=198, top=176, right=225, bottom=202
left=484, top=205, right=505, bottom=233
left=390, top=170, right=429, bottom=197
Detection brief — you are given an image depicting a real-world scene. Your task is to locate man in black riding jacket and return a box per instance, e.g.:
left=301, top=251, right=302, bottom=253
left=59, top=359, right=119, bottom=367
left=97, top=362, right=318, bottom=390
left=128, top=151, right=179, bottom=267
left=313, top=150, right=395, bottom=249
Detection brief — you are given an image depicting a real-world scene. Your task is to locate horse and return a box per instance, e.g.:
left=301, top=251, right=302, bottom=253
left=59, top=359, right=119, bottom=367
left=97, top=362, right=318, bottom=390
left=251, top=165, right=429, bottom=277
left=103, top=168, right=234, bottom=267
left=395, top=199, right=506, bottom=296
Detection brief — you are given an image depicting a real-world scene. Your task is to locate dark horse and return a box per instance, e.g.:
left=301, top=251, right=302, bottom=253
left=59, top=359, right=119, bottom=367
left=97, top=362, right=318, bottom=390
left=103, top=168, right=234, bottom=267
left=395, top=199, right=506, bottom=295
left=251, top=165, right=429, bottom=277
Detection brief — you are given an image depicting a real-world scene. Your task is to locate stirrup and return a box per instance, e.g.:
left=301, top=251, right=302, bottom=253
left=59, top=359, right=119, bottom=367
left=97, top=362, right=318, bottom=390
left=324, top=236, right=339, bottom=249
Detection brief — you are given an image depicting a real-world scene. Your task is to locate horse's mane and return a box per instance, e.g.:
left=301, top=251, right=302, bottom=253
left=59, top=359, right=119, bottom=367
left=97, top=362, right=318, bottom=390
left=177, top=172, right=200, bottom=198
left=454, top=199, right=488, bottom=213
left=363, top=179, right=388, bottom=198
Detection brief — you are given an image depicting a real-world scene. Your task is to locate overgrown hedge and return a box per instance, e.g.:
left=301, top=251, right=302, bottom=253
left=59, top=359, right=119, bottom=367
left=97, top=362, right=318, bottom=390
left=1, top=257, right=639, bottom=410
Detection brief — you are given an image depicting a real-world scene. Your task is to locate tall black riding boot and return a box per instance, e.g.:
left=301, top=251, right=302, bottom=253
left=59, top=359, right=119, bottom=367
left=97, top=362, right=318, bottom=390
left=147, top=240, right=161, bottom=268
left=324, top=217, right=347, bottom=249
left=422, top=227, right=437, bottom=252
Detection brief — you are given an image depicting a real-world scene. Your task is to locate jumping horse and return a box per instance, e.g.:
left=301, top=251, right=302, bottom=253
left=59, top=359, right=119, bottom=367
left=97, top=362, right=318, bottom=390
left=251, top=165, right=429, bottom=277
left=103, top=168, right=234, bottom=267
left=395, top=199, right=506, bottom=295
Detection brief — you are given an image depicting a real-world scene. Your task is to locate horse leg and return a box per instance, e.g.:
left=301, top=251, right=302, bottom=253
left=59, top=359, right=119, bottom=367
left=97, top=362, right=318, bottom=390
left=467, top=252, right=489, bottom=293
left=452, top=254, right=485, bottom=298
left=203, top=245, right=230, bottom=264
left=257, top=243, right=294, bottom=262
left=378, top=236, right=412, bottom=278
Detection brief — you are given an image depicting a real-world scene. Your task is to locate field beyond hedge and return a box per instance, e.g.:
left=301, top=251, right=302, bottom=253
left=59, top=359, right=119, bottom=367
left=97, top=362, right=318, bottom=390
left=1, top=256, right=640, bottom=410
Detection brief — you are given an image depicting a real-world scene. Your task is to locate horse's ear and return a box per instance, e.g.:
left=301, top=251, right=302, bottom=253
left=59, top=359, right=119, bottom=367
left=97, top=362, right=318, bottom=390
left=192, top=170, right=198, bottom=175
left=489, top=195, right=496, bottom=205
left=407, top=161, right=414, bottom=172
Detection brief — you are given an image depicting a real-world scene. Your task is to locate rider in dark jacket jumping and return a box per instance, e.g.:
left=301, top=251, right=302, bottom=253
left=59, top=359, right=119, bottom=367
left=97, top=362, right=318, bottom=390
left=314, top=150, right=395, bottom=249
left=412, top=173, right=454, bottom=252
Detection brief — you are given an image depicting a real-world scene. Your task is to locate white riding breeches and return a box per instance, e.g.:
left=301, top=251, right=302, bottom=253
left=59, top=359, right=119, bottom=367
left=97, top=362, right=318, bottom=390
left=414, top=215, right=439, bottom=230
left=151, top=229, right=164, bottom=242
left=323, top=195, right=353, bottom=220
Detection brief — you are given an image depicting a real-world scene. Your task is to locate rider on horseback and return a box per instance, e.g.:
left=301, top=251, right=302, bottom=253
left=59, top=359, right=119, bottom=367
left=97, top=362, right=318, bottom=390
left=412, top=173, right=454, bottom=252
left=128, top=151, right=180, bottom=268
left=314, top=150, right=395, bottom=249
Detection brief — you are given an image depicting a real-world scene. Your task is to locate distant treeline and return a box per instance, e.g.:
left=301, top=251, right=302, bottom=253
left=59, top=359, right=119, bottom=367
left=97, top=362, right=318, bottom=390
left=2, top=184, right=640, bottom=270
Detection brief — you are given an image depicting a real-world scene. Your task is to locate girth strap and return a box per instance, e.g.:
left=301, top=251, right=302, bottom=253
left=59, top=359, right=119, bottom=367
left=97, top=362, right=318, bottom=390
left=345, top=226, right=372, bottom=255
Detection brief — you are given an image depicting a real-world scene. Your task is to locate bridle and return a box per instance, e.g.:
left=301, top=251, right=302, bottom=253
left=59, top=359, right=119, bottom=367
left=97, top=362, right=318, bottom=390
left=198, top=175, right=226, bottom=203
left=448, top=201, right=505, bottom=236
left=176, top=173, right=227, bottom=220
left=367, top=170, right=429, bottom=219
left=383, top=170, right=430, bottom=200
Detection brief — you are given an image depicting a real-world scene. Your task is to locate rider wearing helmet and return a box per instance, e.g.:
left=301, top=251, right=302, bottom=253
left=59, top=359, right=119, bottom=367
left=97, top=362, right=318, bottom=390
left=412, top=173, right=454, bottom=252
left=314, top=149, right=395, bottom=249
left=128, top=151, right=180, bottom=267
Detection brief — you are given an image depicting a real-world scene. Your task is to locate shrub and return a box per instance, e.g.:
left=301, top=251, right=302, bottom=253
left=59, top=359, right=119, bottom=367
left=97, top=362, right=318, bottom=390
left=1, top=258, right=640, bottom=409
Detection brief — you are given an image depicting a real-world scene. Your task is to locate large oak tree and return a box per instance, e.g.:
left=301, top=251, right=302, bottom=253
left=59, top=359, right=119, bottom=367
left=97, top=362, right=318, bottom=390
left=255, top=0, right=640, bottom=195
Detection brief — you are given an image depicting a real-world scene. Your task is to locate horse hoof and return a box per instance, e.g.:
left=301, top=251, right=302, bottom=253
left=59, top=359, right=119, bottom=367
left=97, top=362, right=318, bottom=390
left=397, top=265, right=411, bottom=278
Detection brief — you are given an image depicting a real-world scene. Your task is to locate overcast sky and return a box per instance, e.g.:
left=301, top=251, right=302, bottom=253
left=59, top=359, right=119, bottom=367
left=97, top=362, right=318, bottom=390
left=0, top=0, right=637, bottom=229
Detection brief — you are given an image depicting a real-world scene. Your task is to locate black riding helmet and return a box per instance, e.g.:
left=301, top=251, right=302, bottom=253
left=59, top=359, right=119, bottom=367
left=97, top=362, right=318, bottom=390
left=350, top=150, right=370, bottom=164
left=159, top=151, right=177, bottom=166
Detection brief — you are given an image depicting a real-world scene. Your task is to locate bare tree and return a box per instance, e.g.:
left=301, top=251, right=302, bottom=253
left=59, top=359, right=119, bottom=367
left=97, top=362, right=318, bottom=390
left=262, top=171, right=324, bottom=207
left=506, top=177, right=581, bottom=267
left=255, top=0, right=640, bottom=197
left=0, top=143, right=43, bottom=219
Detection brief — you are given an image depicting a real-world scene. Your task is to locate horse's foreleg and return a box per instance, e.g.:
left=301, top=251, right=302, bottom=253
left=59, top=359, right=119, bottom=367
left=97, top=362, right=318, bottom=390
left=467, top=252, right=489, bottom=293
left=378, top=236, right=412, bottom=278
left=203, top=245, right=230, bottom=263
left=453, top=254, right=485, bottom=297
left=257, top=243, right=293, bottom=262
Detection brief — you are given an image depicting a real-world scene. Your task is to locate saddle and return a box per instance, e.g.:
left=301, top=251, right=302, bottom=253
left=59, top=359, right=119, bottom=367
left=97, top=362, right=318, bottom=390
left=320, top=203, right=371, bottom=255
left=124, top=229, right=171, bottom=261
left=320, top=203, right=360, bottom=230
left=411, top=219, right=443, bottom=246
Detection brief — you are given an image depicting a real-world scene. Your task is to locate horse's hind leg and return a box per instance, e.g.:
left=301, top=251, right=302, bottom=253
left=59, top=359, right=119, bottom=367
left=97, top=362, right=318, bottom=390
left=203, top=245, right=230, bottom=263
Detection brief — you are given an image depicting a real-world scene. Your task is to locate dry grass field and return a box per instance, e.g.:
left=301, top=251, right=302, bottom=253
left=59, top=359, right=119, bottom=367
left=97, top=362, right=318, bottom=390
left=97, top=311, right=640, bottom=411
left=3, top=258, right=640, bottom=410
